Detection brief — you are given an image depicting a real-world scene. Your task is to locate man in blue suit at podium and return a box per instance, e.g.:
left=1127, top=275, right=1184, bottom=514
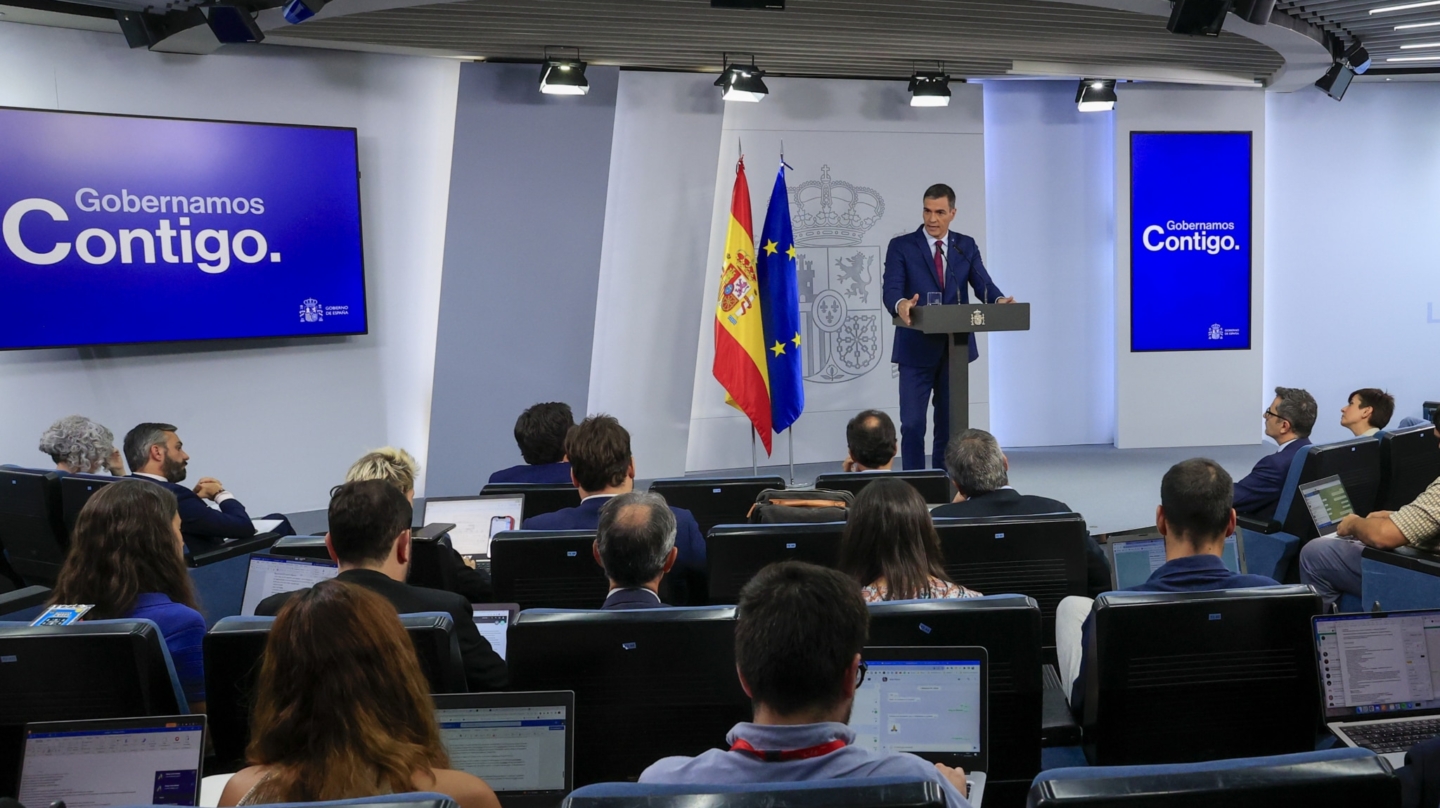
left=883, top=184, right=1014, bottom=471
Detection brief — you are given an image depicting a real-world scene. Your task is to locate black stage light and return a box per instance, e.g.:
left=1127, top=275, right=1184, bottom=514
left=1344, top=41, right=1373, bottom=73
left=283, top=0, right=327, bottom=25
left=1075, top=78, right=1117, bottom=112
left=1316, top=62, right=1356, bottom=101
left=206, top=5, right=264, bottom=43
left=540, top=47, right=589, bottom=95
left=1167, top=0, right=1234, bottom=36
left=908, top=66, right=952, bottom=107
left=715, top=54, right=768, bottom=102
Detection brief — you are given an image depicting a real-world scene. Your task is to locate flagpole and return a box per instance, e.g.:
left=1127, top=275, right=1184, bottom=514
left=787, top=427, right=795, bottom=487
left=751, top=426, right=758, bottom=477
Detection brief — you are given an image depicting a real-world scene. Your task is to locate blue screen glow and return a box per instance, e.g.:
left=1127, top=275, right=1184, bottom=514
left=1130, top=132, right=1251, bottom=352
left=0, top=107, right=366, bottom=350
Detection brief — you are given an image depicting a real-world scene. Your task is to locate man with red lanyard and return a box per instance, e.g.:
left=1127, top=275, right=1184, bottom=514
left=639, top=561, right=972, bottom=808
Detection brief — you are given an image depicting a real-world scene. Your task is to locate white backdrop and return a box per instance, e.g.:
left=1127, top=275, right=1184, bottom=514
left=684, top=78, right=990, bottom=471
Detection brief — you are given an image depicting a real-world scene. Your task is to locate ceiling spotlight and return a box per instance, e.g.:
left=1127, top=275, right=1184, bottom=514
left=908, top=63, right=952, bottom=107
left=540, top=47, right=589, bottom=95
left=1315, top=62, right=1355, bottom=101
left=1343, top=40, right=1372, bottom=73
left=1075, top=78, right=1117, bottom=112
left=282, top=0, right=327, bottom=24
left=715, top=54, right=769, bottom=102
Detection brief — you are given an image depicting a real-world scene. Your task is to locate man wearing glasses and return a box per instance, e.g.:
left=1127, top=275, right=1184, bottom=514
left=1233, top=387, right=1317, bottom=520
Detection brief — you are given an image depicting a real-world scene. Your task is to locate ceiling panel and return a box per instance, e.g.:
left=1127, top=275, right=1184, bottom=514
left=1277, top=0, right=1440, bottom=69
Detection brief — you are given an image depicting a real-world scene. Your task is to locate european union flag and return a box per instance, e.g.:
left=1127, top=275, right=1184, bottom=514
left=756, top=160, right=804, bottom=434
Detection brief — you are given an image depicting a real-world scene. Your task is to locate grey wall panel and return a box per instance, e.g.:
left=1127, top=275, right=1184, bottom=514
left=427, top=62, right=618, bottom=495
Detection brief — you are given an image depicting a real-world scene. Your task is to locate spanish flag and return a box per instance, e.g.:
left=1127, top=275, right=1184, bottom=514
left=712, top=156, right=774, bottom=453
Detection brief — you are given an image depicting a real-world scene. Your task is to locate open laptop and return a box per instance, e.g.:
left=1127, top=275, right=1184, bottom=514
left=1315, top=608, right=1440, bottom=766
left=240, top=553, right=340, bottom=616
left=471, top=602, right=519, bottom=660
left=850, top=646, right=988, bottom=807
left=433, top=691, right=573, bottom=808
left=18, top=715, right=206, bottom=808
left=1300, top=474, right=1355, bottom=539
left=1106, top=532, right=1245, bottom=590
left=423, top=495, right=526, bottom=561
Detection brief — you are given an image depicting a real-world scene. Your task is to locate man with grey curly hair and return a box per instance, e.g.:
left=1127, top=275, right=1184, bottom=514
left=38, top=415, right=125, bottom=475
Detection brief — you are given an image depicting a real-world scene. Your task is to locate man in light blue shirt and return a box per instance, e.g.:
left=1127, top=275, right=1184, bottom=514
left=639, top=561, right=972, bottom=808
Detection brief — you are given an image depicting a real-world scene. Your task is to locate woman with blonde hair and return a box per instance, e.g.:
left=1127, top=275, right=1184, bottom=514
left=220, top=579, right=498, bottom=808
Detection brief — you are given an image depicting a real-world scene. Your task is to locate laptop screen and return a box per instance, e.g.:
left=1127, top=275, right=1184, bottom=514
left=435, top=694, right=570, bottom=798
left=1300, top=475, right=1355, bottom=536
left=1316, top=610, right=1440, bottom=719
left=850, top=659, right=983, bottom=755
left=472, top=604, right=516, bottom=660
left=424, top=496, right=525, bottom=559
left=1110, top=535, right=1241, bottom=590
left=241, top=554, right=339, bottom=616
left=19, top=716, right=206, bottom=808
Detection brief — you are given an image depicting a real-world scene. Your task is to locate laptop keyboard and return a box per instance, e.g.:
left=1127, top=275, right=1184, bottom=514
left=1347, top=719, right=1440, bottom=754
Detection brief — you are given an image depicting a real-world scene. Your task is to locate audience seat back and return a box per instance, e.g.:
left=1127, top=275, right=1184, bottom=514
left=508, top=607, right=748, bottom=786
left=0, top=619, right=187, bottom=796
left=867, top=595, right=1043, bottom=785
left=491, top=530, right=607, bottom=610
left=704, top=522, right=845, bottom=604
left=480, top=483, right=581, bottom=521
left=204, top=612, right=467, bottom=771
left=931, top=514, right=1088, bottom=644
left=58, top=472, right=115, bottom=537
left=0, top=467, right=69, bottom=585
left=647, top=476, right=786, bottom=535
left=813, top=470, right=953, bottom=504
left=563, top=776, right=946, bottom=808
left=268, top=535, right=331, bottom=559
left=1279, top=438, right=1382, bottom=540
left=1028, top=748, right=1398, bottom=807
left=1379, top=423, right=1440, bottom=511
left=1082, top=585, right=1322, bottom=766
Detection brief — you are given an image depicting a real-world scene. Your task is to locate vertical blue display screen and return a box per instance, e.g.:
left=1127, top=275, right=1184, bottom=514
left=0, top=106, right=366, bottom=350
left=1130, top=132, right=1252, bottom=352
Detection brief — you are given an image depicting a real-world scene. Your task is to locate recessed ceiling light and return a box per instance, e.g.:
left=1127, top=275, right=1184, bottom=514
left=1371, top=0, right=1440, bottom=13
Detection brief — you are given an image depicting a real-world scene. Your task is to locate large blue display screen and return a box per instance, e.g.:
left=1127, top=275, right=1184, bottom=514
left=0, top=107, right=366, bottom=350
left=1130, top=131, right=1251, bottom=352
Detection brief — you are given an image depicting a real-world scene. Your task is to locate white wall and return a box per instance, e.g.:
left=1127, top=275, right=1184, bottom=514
left=1114, top=84, right=1266, bottom=449
left=1266, top=82, right=1440, bottom=444
left=0, top=22, right=458, bottom=510
left=984, top=80, right=1116, bottom=448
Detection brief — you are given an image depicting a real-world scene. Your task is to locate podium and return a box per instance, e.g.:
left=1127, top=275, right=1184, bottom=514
left=893, top=303, right=1031, bottom=437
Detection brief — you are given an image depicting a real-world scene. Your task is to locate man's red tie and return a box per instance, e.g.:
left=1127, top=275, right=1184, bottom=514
left=933, top=240, right=945, bottom=290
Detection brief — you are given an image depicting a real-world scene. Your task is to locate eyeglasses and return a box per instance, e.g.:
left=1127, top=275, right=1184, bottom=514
left=856, top=660, right=868, bottom=688
left=1263, top=409, right=1282, bottom=420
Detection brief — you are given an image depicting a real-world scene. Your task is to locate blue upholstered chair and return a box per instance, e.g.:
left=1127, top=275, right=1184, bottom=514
left=1361, top=545, right=1440, bottom=613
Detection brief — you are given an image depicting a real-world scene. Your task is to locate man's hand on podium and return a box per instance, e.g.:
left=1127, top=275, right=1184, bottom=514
left=896, top=294, right=920, bottom=325
left=996, top=296, right=1016, bottom=304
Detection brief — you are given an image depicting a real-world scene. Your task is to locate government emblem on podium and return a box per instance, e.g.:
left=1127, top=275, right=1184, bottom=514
left=971, top=309, right=985, bottom=327
left=790, top=166, right=886, bottom=384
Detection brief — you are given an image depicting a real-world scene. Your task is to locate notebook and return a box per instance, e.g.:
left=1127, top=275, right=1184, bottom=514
left=18, top=715, right=206, bottom=808
left=240, top=553, right=339, bottom=616
left=1107, top=532, right=1244, bottom=590
left=1300, top=475, right=1355, bottom=540
left=423, top=495, right=526, bottom=560
left=850, top=646, right=988, bottom=807
left=433, top=691, right=573, bottom=808
left=470, top=602, right=519, bottom=660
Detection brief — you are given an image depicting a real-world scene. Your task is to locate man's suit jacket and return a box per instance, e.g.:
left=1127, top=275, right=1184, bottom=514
left=487, top=462, right=573, bottom=485
left=883, top=225, right=1003, bottom=367
left=255, top=567, right=507, bottom=691
left=1233, top=437, right=1312, bottom=520
left=130, top=475, right=255, bottom=543
left=601, top=588, right=666, bottom=610
left=523, top=496, right=707, bottom=574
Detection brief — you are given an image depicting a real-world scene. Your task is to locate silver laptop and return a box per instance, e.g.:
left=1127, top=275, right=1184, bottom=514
left=19, top=715, right=207, bottom=808
left=850, top=647, right=988, bottom=807
left=433, top=691, right=573, bottom=808
left=471, top=602, right=519, bottom=660
left=1300, top=475, right=1355, bottom=539
left=240, top=553, right=339, bottom=616
left=423, top=495, right=525, bottom=561
left=1315, top=608, right=1440, bottom=766
left=1106, top=532, right=1245, bottom=590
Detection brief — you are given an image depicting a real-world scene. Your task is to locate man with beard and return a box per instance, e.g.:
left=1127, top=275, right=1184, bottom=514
left=124, top=422, right=261, bottom=543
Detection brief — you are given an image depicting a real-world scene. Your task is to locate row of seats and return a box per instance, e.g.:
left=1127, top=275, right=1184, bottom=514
left=1, top=584, right=1325, bottom=805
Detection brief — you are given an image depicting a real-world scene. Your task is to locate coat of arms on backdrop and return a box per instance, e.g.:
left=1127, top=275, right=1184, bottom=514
left=790, top=166, right=886, bottom=384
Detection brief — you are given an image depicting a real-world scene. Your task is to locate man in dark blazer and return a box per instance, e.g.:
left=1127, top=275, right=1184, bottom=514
left=488, top=402, right=576, bottom=485
left=932, top=429, right=1111, bottom=597
left=255, top=480, right=506, bottom=691
left=1233, top=387, right=1317, bottom=520
left=123, top=422, right=261, bottom=543
left=525, top=415, right=705, bottom=576
left=883, top=183, right=1014, bottom=471
left=594, top=492, right=677, bottom=610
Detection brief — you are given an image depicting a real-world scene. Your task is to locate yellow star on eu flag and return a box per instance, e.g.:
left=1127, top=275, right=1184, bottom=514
left=771, top=341, right=786, bottom=356
left=786, top=244, right=798, bottom=260
left=791, top=332, right=802, bottom=348
left=762, top=240, right=779, bottom=256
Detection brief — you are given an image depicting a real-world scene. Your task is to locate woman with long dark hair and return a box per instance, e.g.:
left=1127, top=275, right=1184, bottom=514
left=837, top=478, right=983, bottom=602
left=219, top=579, right=498, bottom=808
left=48, top=479, right=206, bottom=709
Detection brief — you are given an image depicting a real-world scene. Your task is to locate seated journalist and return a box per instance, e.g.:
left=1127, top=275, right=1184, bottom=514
left=1057, top=458, right=1277, bottom=719
left=38, top=415, right=126, bottom=476
left=1340, top=387, right=1394, bottom=438
left=842, top=409, right=897, bottom=472
left=838, top=478, right=982, bottom=602
left=488, top=401, right=575, bottom=485
left=1233, top=387, right=1316, bottom=520
left=639, top=561, right=973, bottom=808
left=594, top=491, right=678, bottom=610
left=254, top=479, right=506, bottom=691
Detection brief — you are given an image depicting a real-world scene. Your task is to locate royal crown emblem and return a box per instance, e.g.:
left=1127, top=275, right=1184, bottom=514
left=970, top=309, right=985, bottom=327
left=789, top=165, right=885, bottom=247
